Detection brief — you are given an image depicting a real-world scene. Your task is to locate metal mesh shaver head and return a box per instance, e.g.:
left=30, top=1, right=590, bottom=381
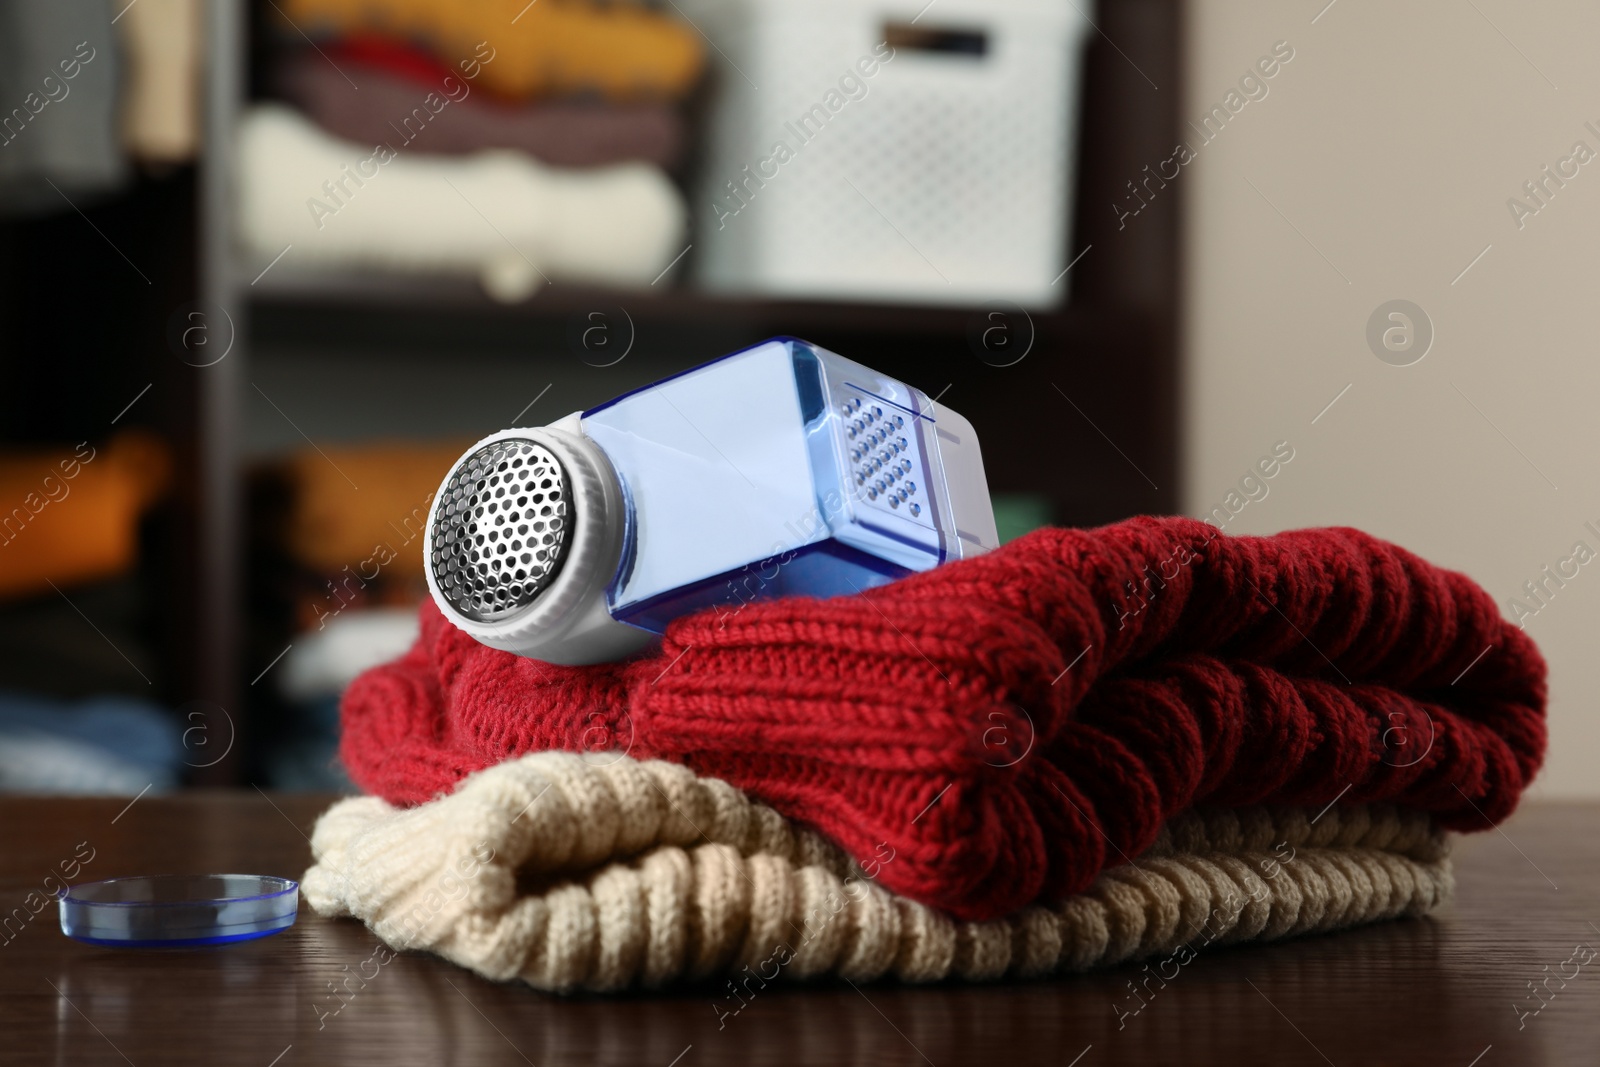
left=429, top=438, right=570, bottom=623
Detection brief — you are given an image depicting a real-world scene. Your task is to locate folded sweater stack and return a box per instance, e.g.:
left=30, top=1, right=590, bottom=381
left=306, top=753, right=1455, bottom=993
left=249, top=440, right=469, bottom=789
left=309, top=517, right=1546, bottom=989
left=276, top=0, right=702, bottom=102
left=277, top=36, right=687, bottom=170
left=0, top=431, right=169, bottom=600
left=242, top=0, right=703, bottom=298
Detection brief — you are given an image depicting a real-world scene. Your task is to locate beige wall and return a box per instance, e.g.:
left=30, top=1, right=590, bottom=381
left=1182, top=0, right=1598, bottom=796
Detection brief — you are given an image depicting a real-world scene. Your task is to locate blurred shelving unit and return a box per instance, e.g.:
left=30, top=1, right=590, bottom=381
left=190, top=0, right=1186, bottom=782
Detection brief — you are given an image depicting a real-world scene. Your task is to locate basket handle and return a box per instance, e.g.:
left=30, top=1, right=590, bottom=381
left=883, top=22, right=989, bottom=58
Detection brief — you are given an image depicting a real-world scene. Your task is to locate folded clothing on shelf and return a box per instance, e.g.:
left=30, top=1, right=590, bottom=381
left=259, top=608, right=418, bottom=794
left=281, top=607, right=421, bottom=702
left=0, top=431, right=170, bottom=601
left=0, top=0, right=126, bottom=215
left=252, top=439, right=464, bottom=630
left=304, top=751, right=1454, bottom=992
left=237, top=105, right=689, bottom=300
left=273, top=0, right=704, bottom=102
left=275, top=48, right=686, bottom=169
left=338, top=516, right=1546, bottom=922
left=0, top=690, right=183, bottom=794
left=267, top=438, right=466, bottom=576
left=114, top=0, right=202, bottom=162
left=253, top=444, right=465, bottom=790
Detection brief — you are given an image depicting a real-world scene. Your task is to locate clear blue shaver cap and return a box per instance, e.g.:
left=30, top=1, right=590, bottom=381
left=58, top=874, right=299, bottom=947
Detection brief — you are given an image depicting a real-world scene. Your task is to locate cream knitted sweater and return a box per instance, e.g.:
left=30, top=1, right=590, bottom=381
left=303, top=751, right=1452, bottom=993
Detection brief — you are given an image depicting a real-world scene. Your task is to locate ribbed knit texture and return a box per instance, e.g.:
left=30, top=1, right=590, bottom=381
left=303, top=752, right=1453, bottom=993
left=339, top=518, right=1545, bottom=921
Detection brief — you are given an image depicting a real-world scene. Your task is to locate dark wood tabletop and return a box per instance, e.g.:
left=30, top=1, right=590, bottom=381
left=0, top=792, right=1595, bottom=1066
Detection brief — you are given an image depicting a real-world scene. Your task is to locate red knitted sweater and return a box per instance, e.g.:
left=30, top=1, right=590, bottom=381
left=340, top=517, right=1547, bottom=921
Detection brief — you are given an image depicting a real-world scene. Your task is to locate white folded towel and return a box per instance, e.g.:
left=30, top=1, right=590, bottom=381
left=237, top=105, right=687, bottom=300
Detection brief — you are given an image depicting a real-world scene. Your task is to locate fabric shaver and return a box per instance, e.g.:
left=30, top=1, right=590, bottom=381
left=424, top=336, right=998, bottom=663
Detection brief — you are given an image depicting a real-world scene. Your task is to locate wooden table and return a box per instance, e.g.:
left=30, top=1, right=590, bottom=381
left=0, top=793, right=1594, bottom=1066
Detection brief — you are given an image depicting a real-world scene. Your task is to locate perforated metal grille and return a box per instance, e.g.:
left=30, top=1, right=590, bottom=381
left=430, top=439, right=569, bottom=623
left=839, top=392, right=931, bottom=527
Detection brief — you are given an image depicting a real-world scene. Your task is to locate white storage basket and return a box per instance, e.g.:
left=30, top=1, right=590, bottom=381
left=681, top=0, right=1092, bottom=307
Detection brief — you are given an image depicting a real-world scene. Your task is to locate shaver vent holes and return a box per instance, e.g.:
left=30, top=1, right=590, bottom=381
left=431, top=439, right=570, bottom=623
left=837, top=391, right=931, bottom=526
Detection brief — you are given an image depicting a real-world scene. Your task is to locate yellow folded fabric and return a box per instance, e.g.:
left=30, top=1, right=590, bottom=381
left=0, top=431, right=170, bottom=599
left=274, top=0, right=704, bottom=101
left=270, top=438, right=470, bottom=575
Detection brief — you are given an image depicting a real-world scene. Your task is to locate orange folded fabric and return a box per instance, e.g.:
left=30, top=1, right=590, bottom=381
left=0, top=432, right=170, bottom=599
left=273, top=0, right=704, bottom=102
left=274, top=439, right=470, bottom=575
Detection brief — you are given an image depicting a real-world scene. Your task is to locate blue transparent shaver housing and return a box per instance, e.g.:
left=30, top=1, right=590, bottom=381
left=425, top=336, right=998, bottom=663
left=580, top=337, right=997, bottom=633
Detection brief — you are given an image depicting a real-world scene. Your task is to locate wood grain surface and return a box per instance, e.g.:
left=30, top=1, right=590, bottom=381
left=0, top=793, right=1594, bottom=1066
